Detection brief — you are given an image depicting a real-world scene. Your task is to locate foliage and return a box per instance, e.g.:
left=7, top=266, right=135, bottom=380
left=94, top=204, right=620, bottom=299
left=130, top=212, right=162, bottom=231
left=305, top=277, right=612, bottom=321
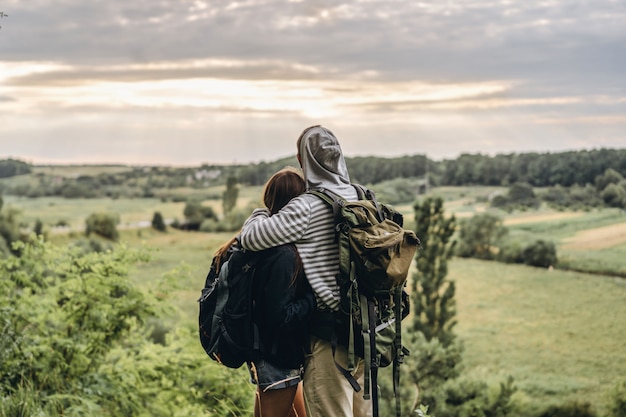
left=222, top=175, right=239, bottom=214
left=199, top=208, right=249, bottom=233
left=607, top=380, right=626, bottom=417
left=595, top=168, right=624, bottom=191
left=370, top=177, right=425, bottom=205
left=540, top=184, right=603, bottom=210
left=85, top=211, right=120, bottom=241
left=496, top=239, right=558, bottom=268
left=182, top=200, right=218, bottom=230
left=495, top=240, right=525, bottom=264
left=0, top=239, right=152, bottom=414
left=0, top=200, right=26, bottom=256
left=151, top=211, right=167, bottom=232
left=400, top=197, right=465, bottom=416
left=442, top=149, right=626, bottom=187
left=403, top=198, right=517, bottom=417
left=0, top=238, right=254, bottom=417
left=434, top=376, right=517, bottom=417
left=347, top=154, right=432, bottom=185
left=0, top=158, right=32, bottom=178
left=521, top=239, right=557, bottom=268
left=537, top=401, right=597, bottom=417
left=3, top=150, right=626, bottom=209
left=412, top=197, right=458, bottom=345
left=491, top=183, right=540, bottom=211
left=456, top=213, right=507, bottom=260
left=601, top=183, right=626, bottom=208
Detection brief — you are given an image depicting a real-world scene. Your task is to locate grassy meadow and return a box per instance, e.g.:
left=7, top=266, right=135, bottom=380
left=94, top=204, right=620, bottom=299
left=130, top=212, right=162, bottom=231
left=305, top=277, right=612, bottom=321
left=4, top=183, right=626, bottom=414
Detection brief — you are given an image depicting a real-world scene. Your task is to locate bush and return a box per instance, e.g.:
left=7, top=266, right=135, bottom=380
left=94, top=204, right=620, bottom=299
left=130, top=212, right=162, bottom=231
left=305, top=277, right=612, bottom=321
left=0, top=239, right=254, bottom=417
left=522, top=239, right=557, bottom=268
left=183, top=201, right=217, bottom=230
left=538, top=401, right=596, bottom=417
left=595, top=168, right=624, bottom=192
left=496, top=240, right=525, bottom=264
left=151, top=211, right=167, bottom=232
left=456, top=213, right=507, bottom=260
left=85, top=212, right=120, bottom=241
left=607, top=380, right=626, bottom=417
left=601, top=183, right=626, bottom=208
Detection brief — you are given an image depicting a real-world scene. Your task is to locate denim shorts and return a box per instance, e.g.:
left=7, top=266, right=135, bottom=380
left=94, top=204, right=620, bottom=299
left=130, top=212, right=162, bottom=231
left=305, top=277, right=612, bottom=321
left=248, top=359, right=303, bottom=392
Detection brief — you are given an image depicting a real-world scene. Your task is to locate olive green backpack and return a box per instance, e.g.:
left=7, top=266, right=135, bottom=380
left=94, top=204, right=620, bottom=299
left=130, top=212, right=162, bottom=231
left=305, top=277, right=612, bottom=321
left=309, top=184, right=420, bottom=417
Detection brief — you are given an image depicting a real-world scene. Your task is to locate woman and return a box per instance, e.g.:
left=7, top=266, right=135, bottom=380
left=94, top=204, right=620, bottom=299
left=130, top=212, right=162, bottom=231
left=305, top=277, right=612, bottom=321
left=213, top=167, right=314, bottom=417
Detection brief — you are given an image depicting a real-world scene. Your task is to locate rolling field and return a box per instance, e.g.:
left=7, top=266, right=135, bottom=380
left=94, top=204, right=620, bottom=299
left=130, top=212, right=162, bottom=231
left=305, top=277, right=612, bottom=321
left=5, top=184, right=626, bottom=414
left=451, top=258, right=626, bottom=414
left=117, top=228, right=625, bottom=415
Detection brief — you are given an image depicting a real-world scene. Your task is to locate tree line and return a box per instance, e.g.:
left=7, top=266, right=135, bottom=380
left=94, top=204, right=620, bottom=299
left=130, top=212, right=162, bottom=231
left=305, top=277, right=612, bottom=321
left=1, top=149, right=625, bottom=199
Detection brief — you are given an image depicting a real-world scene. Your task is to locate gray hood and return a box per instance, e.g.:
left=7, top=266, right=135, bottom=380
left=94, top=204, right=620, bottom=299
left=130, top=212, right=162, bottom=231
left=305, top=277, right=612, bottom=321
left=298, top=126, right=353, bottom=195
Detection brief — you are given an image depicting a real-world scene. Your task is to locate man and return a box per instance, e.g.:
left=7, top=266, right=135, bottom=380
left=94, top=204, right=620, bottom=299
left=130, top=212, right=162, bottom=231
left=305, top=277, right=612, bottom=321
left=239, top=125, right=371, bottom=417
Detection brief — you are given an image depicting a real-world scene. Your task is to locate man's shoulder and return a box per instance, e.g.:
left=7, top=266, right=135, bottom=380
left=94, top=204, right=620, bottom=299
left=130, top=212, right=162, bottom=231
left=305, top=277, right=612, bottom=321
left=306, top=186, right=360, bottom=203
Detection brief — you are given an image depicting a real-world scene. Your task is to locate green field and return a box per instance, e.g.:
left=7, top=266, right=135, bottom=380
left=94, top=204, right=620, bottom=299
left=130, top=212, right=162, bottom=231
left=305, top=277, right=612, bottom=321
left=4, top=185, right=626, bottom=414
left=451, top=258, right=625, bottom=414
left=115, top=227, right=626, bottom=415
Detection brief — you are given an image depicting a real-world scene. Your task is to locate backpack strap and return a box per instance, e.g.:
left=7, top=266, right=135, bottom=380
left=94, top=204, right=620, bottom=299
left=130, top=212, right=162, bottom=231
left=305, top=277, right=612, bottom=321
left=393, top=287, right=405, bottom=417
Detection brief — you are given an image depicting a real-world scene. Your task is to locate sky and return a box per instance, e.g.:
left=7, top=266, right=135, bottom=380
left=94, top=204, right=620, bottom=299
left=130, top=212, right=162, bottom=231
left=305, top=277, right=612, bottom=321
left=1, top=0, right=625, bottom=166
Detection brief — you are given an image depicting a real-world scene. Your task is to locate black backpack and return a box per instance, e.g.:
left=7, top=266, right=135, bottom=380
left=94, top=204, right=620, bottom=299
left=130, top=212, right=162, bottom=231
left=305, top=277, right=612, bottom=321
left=198, top=241, right=261, bottom=368
left=309, top=185, right=420, bottom=417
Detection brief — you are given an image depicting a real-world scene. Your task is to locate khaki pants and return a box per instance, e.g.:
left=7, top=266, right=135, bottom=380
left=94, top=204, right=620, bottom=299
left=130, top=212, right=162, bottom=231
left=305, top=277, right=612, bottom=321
left=303, top=336, right=373, bottom=417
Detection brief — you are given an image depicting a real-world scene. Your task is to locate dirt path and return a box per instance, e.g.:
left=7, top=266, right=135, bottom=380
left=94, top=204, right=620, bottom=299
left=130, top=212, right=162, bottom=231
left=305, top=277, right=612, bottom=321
left=561, top=222, right=626, bottom=250
left=503, top=211, right=583, bottom=225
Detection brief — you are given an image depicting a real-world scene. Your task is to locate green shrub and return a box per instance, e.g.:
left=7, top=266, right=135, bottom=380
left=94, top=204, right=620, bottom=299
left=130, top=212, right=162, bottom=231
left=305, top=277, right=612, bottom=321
left=456, top=213, right=507, bottom=260
left=522, top=239, right=557, bottom=268
left=601, top=183, right=626, bottom=208
left=496, top=240, right=525, bottom=264
left=151, top=211, right=167, bottom=232
left=183, top=201, right=217, bottom=230
left=85, top=212, right=120, bottom=240
left=537, top=401, right=596, bottom=417
left=0, top=238, right=254, bottom=417
left=607, top=380, right=626, bottom=417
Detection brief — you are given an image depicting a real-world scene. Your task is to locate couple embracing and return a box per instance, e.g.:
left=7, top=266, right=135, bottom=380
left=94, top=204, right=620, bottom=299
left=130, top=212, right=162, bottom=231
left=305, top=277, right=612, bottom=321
left=216, top=126, right=372, bottom=417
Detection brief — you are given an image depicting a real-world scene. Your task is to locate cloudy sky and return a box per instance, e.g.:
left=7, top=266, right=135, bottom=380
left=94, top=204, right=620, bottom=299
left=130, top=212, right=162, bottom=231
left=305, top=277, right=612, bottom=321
left=1, top=0, right=625, bottom=166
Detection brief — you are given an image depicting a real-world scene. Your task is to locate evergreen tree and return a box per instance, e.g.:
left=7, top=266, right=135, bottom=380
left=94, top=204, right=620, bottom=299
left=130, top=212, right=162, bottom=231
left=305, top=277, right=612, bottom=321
left=151, top=211, right=167, bottom=232
left=222, top=175, right=239, bottom=215
left=411, top=197, right=458, bottom=345
left=397, top=197, right=516, bottom=417
left=396, top=197, right=463, bottom=415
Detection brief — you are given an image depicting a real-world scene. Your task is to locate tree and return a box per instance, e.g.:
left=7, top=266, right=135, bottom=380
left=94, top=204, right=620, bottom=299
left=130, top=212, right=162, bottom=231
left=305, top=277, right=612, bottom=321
left=595, top=168, right=624, bottom=191
left=222, top=175, right=239, bottom=215
left=182, top=201, right=217, bottom=230
left=507, top=182, right=538, bottom=208
left=396, top=197, right=463, bottom=414
left=0, top=158, right=32, bottom=178
left=456, top=213, right=507, bottom=260
left=522, top=239, right=558, bottom=268
left=385, top=198, right=516, bottom=417
left=85, top=212, right=120, bottom=241
left=151, top=211, right=167, bottom=232
left=411, top=197, right=458, bottom=345
left=601, top=183, right=626, bottom=208
left=0, top=199, right=24, bottom=256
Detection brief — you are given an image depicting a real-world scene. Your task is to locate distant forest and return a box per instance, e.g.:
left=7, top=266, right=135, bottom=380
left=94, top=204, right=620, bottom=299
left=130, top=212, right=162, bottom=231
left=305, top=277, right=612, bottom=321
left=1, top=149, right=626, bottom=199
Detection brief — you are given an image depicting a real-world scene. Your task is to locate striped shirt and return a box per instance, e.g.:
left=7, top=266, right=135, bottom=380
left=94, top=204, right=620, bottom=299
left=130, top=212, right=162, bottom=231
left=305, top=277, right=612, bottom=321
left=239, top=190, right=358, bottom=311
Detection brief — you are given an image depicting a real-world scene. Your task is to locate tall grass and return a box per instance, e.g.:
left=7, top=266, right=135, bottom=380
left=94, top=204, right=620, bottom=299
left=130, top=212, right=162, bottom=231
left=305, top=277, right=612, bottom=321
left=451, top=258, right=626, bottom=414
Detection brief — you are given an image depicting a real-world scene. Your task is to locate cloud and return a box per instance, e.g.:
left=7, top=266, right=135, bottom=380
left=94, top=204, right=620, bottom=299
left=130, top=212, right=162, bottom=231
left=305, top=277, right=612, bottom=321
left=1, top=0, right=625, bottom=164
